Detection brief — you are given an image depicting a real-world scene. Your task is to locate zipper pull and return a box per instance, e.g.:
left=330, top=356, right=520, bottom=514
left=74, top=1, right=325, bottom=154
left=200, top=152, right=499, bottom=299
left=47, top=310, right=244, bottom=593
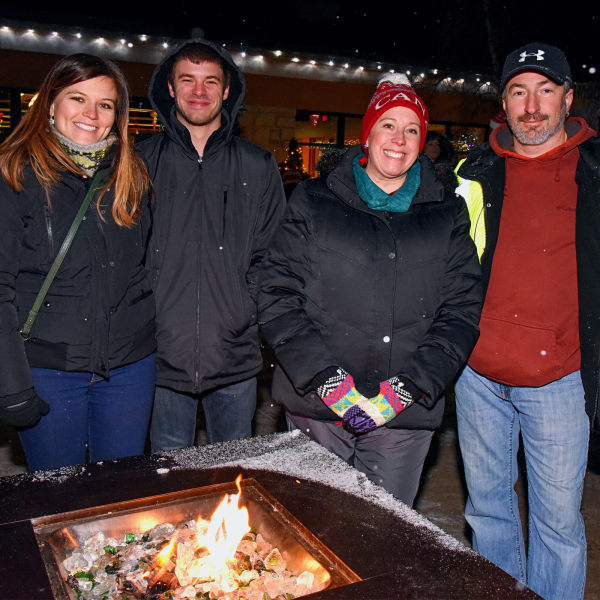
left=198, top=157, right=203, bottom=168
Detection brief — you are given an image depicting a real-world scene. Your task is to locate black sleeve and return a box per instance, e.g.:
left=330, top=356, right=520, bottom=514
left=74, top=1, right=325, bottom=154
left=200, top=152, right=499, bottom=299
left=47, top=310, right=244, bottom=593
left=246, top=153, right=286, bottom=303
left=258, top=186, right=339, bottom=394
left=0, top=181, right=35, bottom=397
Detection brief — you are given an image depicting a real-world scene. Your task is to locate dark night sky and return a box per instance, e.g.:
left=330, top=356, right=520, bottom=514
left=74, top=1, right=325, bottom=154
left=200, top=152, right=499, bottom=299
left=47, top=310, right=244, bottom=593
left=3, top=0, right=600, bottom=83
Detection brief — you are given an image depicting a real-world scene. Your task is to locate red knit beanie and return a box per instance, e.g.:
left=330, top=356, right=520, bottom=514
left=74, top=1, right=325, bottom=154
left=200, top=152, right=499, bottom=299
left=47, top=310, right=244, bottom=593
left=362, top=74, right=429, bottom=154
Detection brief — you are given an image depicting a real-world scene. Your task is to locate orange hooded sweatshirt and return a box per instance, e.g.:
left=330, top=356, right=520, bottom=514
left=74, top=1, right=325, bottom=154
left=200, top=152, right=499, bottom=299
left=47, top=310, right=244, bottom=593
left=468, top=118, right=596, bottom=387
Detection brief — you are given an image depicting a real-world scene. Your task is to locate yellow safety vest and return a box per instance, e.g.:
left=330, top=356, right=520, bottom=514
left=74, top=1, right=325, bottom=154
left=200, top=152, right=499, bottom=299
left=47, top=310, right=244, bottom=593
left=455, top=158, right=486, bottom=260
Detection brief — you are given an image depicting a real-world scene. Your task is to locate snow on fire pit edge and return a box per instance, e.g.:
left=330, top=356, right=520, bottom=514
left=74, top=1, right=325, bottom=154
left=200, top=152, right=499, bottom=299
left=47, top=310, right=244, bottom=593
left=166, top=430, right=474, bottom=556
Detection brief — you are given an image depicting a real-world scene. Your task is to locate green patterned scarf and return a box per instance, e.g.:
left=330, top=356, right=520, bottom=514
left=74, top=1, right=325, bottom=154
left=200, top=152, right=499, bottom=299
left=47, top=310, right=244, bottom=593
left=53, top=126, right=117, bottom=176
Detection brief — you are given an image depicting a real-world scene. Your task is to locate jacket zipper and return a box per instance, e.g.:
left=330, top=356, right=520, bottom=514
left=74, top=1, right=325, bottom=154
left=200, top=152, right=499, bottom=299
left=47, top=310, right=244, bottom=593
left=195, top=158, right=203, bottom=390
left=44, top=205, right=55, bottom=262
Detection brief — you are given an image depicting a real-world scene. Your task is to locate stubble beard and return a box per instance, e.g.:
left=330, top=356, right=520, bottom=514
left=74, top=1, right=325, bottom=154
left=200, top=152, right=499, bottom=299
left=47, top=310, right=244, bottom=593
left=174, top=94, right=223, bottom=128
left=508, top=100, right=568, bottom=146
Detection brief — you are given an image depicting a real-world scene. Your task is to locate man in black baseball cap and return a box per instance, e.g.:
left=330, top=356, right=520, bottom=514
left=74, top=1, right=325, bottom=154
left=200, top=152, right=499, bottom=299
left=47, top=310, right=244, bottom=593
left=455, top=43, right=599, bottom=600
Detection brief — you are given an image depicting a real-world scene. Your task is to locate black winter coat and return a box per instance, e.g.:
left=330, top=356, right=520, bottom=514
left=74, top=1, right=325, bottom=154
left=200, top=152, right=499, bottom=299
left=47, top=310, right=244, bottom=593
left=137, top=40, right=286, bottom=394
left=459, top=129, right=600, bottom=431
left=258, top=146, right=482, bottom=431
left=0, top=161, right=156, bottom=399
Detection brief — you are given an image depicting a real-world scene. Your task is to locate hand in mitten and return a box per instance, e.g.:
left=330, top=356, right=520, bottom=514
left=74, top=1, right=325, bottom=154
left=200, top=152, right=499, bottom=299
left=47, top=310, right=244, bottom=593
left=343, top=376, right=424, bottom=434
left=313, top=366, right=368, bottom=418
left=0, top=388, right=50, bottom=428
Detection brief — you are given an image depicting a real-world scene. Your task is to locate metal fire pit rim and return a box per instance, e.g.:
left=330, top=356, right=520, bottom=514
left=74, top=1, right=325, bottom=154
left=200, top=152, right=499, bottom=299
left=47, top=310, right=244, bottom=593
left=32, top=477, right=361, bottom=600
left=31, top=478, right=248, bottom=530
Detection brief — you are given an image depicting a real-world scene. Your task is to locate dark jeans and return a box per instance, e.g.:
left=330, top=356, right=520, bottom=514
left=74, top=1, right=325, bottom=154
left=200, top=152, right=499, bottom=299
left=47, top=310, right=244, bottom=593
left=286, top=413, right=433, bottom=507
left=19, top=354, right=156, bottom=472
left=150, top=377, right=257, bottom=451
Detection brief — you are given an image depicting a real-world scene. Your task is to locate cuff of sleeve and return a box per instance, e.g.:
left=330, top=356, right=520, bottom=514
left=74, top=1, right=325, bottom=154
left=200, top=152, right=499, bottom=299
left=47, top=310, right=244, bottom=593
left=311, top=366, right=346, bottom=397
left=0, top=388, right=36, bottom=409
left=388, top=376, right=425, bottom=406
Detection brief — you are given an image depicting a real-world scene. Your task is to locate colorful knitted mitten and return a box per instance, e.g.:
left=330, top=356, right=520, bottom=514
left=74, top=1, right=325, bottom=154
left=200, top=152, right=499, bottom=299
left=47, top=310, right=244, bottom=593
left=343, top=376, right=423, bottom=434
left=314, top=367, right=367, bottom=418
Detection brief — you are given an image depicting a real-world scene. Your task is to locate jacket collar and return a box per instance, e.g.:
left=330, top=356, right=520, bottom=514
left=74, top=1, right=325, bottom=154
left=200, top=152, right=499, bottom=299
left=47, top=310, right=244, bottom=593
left=457, top=142, right=500, bottom=181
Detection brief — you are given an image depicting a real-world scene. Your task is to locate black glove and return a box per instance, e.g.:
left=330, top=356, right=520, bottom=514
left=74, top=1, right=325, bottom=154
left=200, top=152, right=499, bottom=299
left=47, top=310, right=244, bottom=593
left=0, top=389, right=50, bottom=428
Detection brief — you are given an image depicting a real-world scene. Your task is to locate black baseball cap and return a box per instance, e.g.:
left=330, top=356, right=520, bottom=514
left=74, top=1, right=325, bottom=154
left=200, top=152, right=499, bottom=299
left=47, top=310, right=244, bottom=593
left=501, top=43, right=572, bottom=90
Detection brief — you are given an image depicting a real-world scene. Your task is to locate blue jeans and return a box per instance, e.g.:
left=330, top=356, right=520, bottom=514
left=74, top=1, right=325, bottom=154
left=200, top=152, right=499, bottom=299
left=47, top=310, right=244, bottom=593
left=19, top=354, right=156, bottom=472
left=455, top=365, right=589, bottom=600
left=150, top=378, right=257, bottom=451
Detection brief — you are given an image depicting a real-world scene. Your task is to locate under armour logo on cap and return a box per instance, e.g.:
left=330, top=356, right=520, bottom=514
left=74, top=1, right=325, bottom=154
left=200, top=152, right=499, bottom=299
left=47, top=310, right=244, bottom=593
left=501, top=43, right=571, bottom=90
left=519, top=50, right=545, bottom=62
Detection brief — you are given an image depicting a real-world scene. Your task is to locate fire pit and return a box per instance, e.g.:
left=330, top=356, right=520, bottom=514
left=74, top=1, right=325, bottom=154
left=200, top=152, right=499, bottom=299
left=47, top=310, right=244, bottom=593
left=0, top=432, right=542, bottom=599
left=33, top=478, right=359, bottom=600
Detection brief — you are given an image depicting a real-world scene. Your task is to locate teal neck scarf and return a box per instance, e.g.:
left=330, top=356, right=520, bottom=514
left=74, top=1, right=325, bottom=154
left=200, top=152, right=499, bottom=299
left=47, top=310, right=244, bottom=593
left=352, top=153, right=421, bottom=213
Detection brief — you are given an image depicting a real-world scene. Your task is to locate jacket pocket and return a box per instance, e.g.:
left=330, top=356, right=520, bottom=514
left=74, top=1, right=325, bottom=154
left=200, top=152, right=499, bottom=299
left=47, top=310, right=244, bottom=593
left=17, top=291, right=80, bottom=316
left=129, top=289, right=153, bottom=306
left=221, top=187, right=229, bottom=238
left=469, top=314, right=562, bottom=387
left=112, top=285, right=155, bottom=340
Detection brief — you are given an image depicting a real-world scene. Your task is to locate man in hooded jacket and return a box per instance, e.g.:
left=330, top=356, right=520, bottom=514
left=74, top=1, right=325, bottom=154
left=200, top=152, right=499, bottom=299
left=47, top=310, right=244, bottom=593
left=138, top=39, right=285, bottom=450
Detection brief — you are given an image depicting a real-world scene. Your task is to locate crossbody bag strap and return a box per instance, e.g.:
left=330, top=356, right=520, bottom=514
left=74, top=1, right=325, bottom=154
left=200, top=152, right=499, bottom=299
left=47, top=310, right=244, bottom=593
left=20, top=170, right=103, bottom=340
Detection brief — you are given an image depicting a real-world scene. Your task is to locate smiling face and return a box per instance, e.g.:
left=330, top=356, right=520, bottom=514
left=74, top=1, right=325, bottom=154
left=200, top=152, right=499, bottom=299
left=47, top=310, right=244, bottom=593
left=49, top=76, right=117, bottom=145
left=503, top=70, right=573, bottom=156
left=365, top=105, right=422, bottom=193
left=168, top=58, right=230, bottom=130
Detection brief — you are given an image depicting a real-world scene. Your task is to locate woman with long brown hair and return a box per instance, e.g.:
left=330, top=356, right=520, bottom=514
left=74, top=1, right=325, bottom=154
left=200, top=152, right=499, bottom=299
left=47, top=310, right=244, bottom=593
left=0, top=54, right=156, bottom=471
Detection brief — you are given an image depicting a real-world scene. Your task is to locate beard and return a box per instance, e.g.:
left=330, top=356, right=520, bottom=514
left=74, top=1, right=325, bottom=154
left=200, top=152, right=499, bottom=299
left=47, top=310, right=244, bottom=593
left=508, top=100, right=568, bottom=146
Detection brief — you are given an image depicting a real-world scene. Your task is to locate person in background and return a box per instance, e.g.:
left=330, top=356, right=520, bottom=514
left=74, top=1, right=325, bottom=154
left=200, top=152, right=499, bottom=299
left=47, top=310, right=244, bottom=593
left=455, top=43, right=599, bottom=600
left=138, top=40, right=285, bottom=451
left=422, top=130, right=458, bottom=191
left=314, top=147, right=346, bottom=180
left=258, top=74, right=482, bottom=507
left=0, top=54, right=155, bottom=471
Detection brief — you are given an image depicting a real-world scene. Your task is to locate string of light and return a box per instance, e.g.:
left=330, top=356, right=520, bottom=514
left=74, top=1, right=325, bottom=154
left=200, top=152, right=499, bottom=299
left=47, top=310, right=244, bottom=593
left=0, top=22, right=505, bottom=91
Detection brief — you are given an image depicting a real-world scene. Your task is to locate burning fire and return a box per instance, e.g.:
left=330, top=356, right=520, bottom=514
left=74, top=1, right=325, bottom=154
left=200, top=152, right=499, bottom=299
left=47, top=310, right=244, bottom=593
left=200, top=474, right=250, bottom=564
left=150, top=475, right=250, bottom=587
left=155, top=536, right=176, bottom=565
left=64, top=474, right=319, bottom=598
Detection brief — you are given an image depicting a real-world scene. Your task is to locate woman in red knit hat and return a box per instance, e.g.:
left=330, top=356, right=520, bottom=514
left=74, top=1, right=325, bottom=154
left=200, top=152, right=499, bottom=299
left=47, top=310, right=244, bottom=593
left=258, top=75, right=482, bottom=505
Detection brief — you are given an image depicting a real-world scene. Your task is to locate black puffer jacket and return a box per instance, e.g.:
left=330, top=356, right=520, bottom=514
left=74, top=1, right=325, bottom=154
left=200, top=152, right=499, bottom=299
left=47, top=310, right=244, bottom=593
left=258, top=146, right=482, bottom=430
left=137, top=40, right=285, bottom=394
left=0, top=161, right=156, bottom=399
left=459, top=128, right=600, bottom=431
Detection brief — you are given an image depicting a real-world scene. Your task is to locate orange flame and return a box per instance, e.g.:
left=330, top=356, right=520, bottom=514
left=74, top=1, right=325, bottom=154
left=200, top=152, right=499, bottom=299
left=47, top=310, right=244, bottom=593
left=149, top=475, right=250, bottom=587
left=196, top=475, right=250, bottom=565
left=155, top=535, right=176, bottom=566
